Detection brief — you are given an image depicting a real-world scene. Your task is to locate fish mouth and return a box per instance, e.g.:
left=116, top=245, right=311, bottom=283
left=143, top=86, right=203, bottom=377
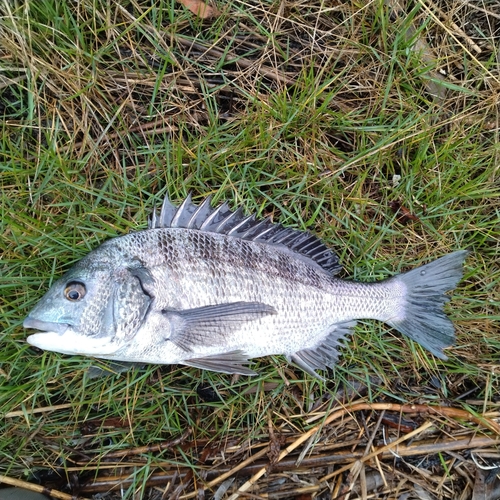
left=24, top=316, right=120, bottom=356
left=23, top=317, right=70, bottom=335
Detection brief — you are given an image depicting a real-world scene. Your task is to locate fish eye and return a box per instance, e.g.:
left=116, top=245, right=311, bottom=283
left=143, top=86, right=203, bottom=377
left=64, top=282, right=86, bottom=302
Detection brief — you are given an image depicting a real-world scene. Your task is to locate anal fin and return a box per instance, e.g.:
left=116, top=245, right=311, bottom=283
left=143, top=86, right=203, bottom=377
left=291, top=321, right=357, bottom=379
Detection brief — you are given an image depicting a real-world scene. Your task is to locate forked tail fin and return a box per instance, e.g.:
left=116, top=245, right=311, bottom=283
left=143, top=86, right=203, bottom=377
left=387, top=250, right=468, bottom=359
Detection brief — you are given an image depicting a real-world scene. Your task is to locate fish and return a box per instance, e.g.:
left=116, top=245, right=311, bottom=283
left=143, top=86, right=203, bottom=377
left=23, top=194, right=468, bottom=377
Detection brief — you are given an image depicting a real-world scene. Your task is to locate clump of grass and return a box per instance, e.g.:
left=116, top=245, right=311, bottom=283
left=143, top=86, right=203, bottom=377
left=1, top=0, right=499, bottom=498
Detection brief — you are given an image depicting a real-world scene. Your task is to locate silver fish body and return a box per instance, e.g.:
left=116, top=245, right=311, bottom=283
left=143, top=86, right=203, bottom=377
left=24, top=195, right=467, bottom=377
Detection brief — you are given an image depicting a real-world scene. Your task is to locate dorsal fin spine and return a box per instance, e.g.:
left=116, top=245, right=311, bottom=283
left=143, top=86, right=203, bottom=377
left=215, top=207, right=243, bottom=232
left=149, top=209, right=158, bottom=229
left=160, top=196, right=177, bottom=227
left=190, top=196, right=214, bottom=229
left=239, top=218, right=267, bottom=239
left=171, top=194, right=192, bottom=227
left=226, top=215, right=255, bottom=236
left=200, top=202, right=230, bottom=230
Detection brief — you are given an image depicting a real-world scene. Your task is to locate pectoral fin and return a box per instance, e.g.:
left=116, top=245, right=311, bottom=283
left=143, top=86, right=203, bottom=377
left=183, top=350, right=257, bottom=375
left=163, top=301, right=276, bottom=352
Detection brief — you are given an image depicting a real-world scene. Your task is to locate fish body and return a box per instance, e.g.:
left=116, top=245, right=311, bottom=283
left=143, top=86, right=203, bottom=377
left=24, top=195, right=467, bottom=377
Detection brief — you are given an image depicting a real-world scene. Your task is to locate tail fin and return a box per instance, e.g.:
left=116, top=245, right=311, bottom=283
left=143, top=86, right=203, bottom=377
left=387, top=250, right=468, bottom=359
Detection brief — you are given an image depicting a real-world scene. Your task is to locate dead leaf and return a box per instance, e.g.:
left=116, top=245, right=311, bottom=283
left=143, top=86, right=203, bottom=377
left=389, top=200, right=420, bottom=225
left=472, top=467, right=500, bottom=500
left=267, top=415, right=285, bottom=468
left=177, top=0, right=219, bottom=19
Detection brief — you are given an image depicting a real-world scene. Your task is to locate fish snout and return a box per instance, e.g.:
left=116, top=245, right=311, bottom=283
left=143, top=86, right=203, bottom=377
left=23, top=317, right=70, bottom=335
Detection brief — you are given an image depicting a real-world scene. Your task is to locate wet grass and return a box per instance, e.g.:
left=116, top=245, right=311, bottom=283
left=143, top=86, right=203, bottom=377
left=1, top=0, right=499, bottom=498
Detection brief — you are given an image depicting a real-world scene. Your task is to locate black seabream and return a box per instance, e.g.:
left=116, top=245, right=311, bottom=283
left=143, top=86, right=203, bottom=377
left=24, top=195, right=467, bottom=377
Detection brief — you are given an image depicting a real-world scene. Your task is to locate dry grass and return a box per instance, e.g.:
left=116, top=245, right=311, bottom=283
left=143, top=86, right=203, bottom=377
left=1, top=0, right=499, bottom=498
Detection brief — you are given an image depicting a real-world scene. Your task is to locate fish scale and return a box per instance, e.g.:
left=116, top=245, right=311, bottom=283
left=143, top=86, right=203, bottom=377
left=24, top=195, right=468, bottom=378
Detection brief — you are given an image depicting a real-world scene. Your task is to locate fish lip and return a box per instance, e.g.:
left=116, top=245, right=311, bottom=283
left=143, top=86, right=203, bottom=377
left=23, top=317, right=70, bottom=335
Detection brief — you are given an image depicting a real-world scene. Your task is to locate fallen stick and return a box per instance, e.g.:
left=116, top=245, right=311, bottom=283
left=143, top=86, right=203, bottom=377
left=222, top=402, right=500, bottom=499
left=0, top=474, right=89, bottom=500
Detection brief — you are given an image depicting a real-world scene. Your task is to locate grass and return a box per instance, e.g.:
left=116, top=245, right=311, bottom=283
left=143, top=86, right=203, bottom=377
left=1, top=0, right=499, bottom=498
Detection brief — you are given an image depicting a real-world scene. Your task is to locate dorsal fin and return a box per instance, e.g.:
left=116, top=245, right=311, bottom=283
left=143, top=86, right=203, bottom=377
left=148, top=195, right=342, bottom=275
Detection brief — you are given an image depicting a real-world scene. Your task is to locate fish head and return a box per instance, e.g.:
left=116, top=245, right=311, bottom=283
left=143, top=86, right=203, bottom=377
left=24, top=247, right=152, bottom=357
